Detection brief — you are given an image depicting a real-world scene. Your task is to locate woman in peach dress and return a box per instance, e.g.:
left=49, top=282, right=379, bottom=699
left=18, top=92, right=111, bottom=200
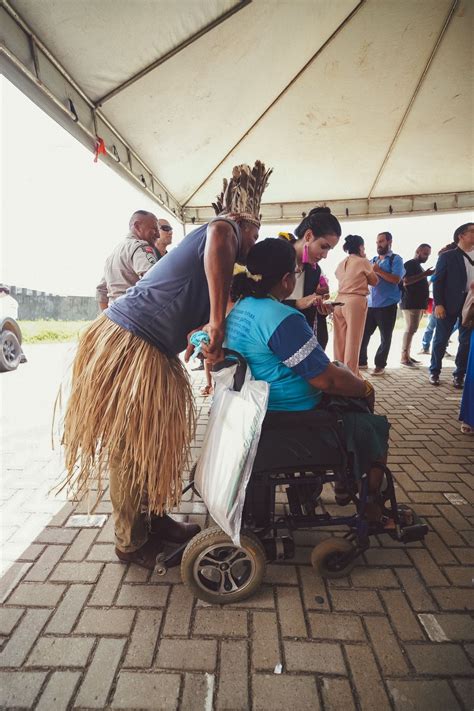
left=333, top=235, right=378, bottom=374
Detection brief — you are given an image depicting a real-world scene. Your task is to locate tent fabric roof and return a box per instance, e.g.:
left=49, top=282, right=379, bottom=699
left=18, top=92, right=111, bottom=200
left=2, top=0, right=473, bottom=222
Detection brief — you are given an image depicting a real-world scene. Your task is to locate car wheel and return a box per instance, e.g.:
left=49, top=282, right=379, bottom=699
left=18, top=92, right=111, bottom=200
left=0, top=330, right=22, bottom=372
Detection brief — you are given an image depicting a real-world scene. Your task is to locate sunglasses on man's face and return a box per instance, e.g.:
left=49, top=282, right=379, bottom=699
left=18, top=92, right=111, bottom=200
left=159, top=225, right=173, bottom=232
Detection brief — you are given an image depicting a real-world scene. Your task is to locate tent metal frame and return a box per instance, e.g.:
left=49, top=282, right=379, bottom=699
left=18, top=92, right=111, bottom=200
left=95, top=0, right=251, bottom=107
left=182, top=0, right=366, bottom=206
left=1, top=0, right=183, bottom=220
left=1, top=0, right=473, bottom=224
left=184, top=191, right=474, bottom=225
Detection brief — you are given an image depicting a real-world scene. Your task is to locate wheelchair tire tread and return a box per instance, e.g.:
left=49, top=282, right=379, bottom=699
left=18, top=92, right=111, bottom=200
left=311, top=536, right=357, bottom=579
left=181, top=526, right=267, bottom=605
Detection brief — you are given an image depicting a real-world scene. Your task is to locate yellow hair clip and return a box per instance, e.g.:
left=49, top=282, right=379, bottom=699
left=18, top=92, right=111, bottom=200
left=278, top=231, right=296, bottom=242
left=233, top=264, right=262, bottom=282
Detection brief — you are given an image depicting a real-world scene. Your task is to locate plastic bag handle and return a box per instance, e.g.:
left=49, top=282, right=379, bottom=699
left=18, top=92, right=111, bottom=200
left=211, top=349, right=247, bottom=392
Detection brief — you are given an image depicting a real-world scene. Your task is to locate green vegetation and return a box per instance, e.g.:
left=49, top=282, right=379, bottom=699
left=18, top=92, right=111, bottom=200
left=18, top=320, right=92, bottom=343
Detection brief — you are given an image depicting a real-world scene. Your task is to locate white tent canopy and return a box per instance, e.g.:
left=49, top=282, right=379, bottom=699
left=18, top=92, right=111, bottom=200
left=1, top=0, right=473, bottom=223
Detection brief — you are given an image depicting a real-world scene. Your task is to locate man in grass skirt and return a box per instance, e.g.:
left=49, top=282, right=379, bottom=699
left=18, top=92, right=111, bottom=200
left=62, top=161, right=272, bottom=569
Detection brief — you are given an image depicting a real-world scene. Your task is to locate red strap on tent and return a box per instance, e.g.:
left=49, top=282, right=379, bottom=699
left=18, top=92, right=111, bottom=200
left=94, top=137, right=107, bottom=163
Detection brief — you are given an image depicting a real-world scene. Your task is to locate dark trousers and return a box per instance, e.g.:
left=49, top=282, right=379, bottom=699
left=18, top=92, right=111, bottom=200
left=429, top=313, right=470, bottom=379
left=316, top=314, right=328, bottom=351
left=359, top=304, right=398, bottom=368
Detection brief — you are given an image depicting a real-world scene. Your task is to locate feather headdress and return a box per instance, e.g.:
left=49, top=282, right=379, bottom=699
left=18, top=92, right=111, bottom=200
left=212, top=160, right=272, bottom=226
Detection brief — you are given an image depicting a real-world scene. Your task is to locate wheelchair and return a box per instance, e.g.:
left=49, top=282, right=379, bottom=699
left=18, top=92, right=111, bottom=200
left=177, top=353, right=429, bottom=605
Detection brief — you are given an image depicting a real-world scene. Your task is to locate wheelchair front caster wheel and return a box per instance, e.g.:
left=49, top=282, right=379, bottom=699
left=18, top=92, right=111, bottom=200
left=181, top=526, right=266, bottom=604
left=311, top=537, right=356, bottom=579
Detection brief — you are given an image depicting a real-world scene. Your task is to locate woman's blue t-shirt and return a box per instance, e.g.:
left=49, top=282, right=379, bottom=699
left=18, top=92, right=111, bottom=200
left=225, top=297, right=330, bottom=411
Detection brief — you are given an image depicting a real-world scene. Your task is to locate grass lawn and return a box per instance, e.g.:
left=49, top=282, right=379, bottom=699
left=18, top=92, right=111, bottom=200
left=17, top=310, right=421, bottom=344
left=18, top=320, right=92, bottom=343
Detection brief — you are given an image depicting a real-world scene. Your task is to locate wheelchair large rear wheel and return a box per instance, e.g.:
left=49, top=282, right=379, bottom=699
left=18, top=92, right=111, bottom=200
left=311, top=537, right=356, bottom=579
left=181, top=526, right=266, bottom=604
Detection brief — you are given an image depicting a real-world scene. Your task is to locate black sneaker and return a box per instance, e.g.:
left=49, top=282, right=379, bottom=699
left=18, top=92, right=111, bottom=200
left=429, top=374, right=440, bottom=386
left=453, top=376, right=464, bottom=389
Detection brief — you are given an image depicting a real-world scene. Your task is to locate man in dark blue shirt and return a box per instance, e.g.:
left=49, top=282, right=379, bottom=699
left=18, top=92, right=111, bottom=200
left=429, top=222, right=474, bottom=387
left=359, top=232, right=405, bottom=375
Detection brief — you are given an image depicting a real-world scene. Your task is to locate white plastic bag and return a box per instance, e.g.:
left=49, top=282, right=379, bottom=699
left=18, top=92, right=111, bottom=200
left=194, top=359, right=269, bottom=545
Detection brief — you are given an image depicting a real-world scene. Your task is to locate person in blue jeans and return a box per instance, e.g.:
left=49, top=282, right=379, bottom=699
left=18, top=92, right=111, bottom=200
left=459, top=286, right=474, bottom=433
left=421, top=311, right=437, bottom=353
left=420, top=242, right=458, bottom=355
left=421, top=314, right=458, bottom=354
left=359, top=232, right=405, bottom=375
left=429, top=223, right=474, bottom=387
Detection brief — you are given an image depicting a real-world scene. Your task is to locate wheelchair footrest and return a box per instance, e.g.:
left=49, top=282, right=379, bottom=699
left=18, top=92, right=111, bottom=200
left=261, top=536, right=295, bottom=562
left=399, top=523, right=429, bottom=543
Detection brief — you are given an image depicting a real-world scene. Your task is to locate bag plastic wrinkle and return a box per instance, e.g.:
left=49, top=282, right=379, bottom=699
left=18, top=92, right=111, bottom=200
left=194, top=361, right=269, bottom=545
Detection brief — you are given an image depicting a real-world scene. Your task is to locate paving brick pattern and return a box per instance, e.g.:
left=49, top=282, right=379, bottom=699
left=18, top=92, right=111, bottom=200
left=0, top=367, right=473, bottom=709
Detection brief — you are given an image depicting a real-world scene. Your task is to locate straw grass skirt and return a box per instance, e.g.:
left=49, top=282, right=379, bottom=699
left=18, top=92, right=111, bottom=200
left=61, top=315, right=195, bottom=514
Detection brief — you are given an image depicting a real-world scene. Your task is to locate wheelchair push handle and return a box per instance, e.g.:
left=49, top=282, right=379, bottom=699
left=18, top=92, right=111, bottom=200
left=211, top=348, right=248, bottom=392
left=189, top=332, right=248, bottom=391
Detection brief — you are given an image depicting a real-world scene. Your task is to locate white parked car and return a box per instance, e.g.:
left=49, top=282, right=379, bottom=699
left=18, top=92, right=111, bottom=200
left=0, top=286, right=24, bottom=372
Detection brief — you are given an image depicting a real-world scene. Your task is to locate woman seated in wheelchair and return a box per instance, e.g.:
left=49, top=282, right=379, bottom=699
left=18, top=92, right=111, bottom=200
left=225, top=208, right=393, bottom=526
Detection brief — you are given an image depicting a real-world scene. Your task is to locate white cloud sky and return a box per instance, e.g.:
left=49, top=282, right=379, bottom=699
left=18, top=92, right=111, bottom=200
left=1, top=77, right=472, bottom=296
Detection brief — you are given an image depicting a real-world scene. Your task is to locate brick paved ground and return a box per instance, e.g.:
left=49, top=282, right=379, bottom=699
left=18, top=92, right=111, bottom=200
left=0, top=344, right=72, bottom=575
left=1, top=362, right=473, bottom=709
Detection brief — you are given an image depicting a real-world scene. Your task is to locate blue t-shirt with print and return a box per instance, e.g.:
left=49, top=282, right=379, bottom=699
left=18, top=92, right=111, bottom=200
left=225, top=297, right=330, bottom=411
left=368, top=252, right=405, bottom=308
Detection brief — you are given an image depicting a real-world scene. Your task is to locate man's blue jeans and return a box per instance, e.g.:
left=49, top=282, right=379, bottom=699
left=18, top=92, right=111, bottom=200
left=430, top=314, right=470, bottom=379
left=422, top=314, right=459, bottom=351
left=422, top=313, right=437, bottom=351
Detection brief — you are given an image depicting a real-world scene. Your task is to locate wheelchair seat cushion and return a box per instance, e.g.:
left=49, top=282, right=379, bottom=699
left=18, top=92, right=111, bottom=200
left=253, top=409, right=346, bottom=473
left=253, top=408, right=389, bottom=480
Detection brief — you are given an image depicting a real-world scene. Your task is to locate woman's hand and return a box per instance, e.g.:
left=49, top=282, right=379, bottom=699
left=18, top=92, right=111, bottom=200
left=434, top=305, right=446, bottom=319
left=315, top=297, right=334, bottom=316
left=295, top=294, right=318, bottom=310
